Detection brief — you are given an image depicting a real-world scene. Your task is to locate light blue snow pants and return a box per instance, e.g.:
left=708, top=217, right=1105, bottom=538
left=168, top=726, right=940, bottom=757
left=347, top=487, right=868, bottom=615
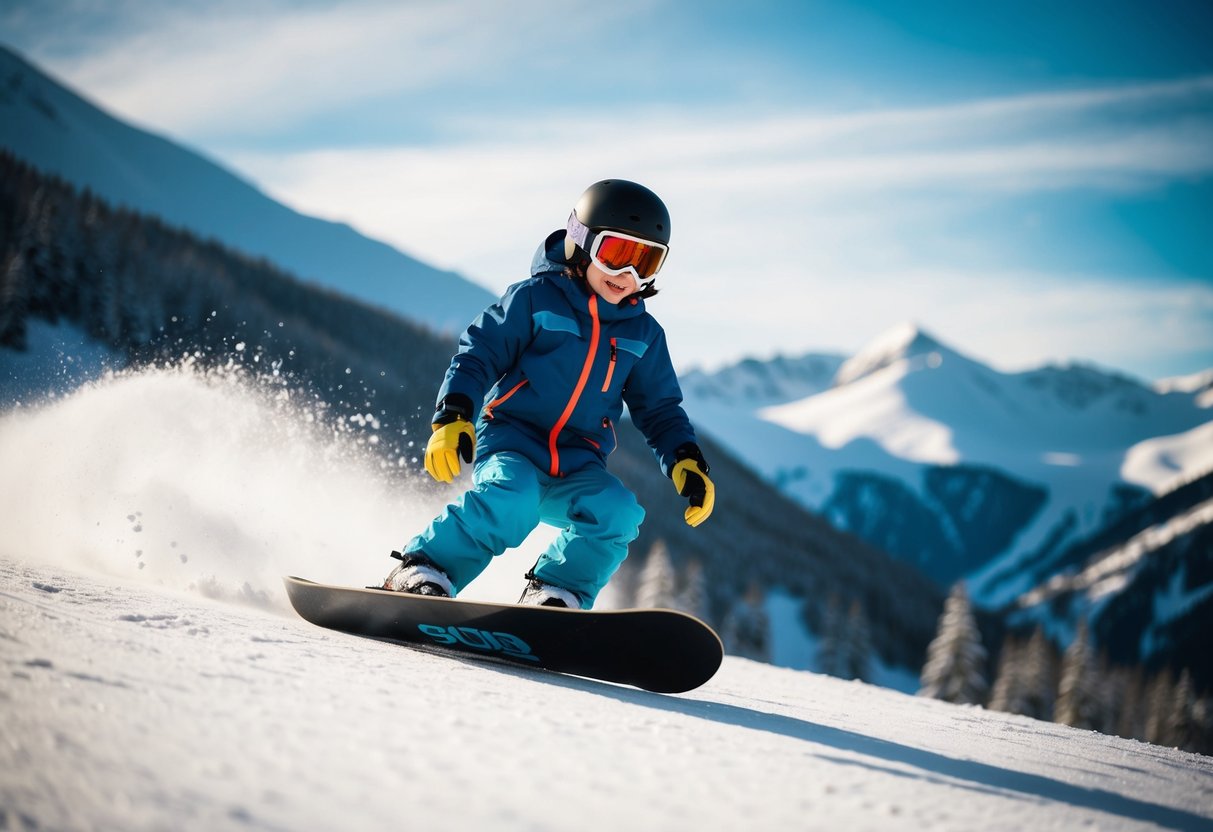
left=404, top=452, right=645, bottom=608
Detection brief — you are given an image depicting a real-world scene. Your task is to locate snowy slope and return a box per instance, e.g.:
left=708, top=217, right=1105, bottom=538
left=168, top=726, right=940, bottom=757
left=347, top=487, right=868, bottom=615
left=0, top=45, right=495, bottom=333
left=684, top=322, right=1213, bottom=599
left=6, top=559, right=1213, bottom=832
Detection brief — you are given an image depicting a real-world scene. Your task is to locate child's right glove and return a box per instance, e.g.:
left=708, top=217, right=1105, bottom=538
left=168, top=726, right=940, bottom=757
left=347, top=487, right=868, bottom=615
left=671, top=443, right=715, bottom=528
left=424, top=394, right=476, bottom=483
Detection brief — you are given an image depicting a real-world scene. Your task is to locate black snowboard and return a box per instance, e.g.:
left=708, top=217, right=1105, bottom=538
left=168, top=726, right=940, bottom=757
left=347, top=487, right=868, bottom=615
left=284, top=576, right=723, bottom=693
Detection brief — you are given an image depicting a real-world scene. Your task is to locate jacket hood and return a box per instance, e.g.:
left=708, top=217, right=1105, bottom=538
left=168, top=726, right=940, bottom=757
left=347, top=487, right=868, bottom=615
left=530, top=230, right=647, bottom=321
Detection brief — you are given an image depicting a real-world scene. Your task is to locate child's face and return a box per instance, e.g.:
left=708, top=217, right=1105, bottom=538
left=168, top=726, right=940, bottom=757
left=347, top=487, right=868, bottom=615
left=586, top=262, right=637, bottom=304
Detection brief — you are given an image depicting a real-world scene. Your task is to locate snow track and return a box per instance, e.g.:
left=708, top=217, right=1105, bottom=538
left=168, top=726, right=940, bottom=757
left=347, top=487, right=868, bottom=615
left=3, top=558, right=1212, bottom=832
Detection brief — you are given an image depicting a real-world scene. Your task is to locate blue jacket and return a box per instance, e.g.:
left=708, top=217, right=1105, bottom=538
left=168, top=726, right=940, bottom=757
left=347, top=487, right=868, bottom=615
left=437, top=231, right=697, bottom=478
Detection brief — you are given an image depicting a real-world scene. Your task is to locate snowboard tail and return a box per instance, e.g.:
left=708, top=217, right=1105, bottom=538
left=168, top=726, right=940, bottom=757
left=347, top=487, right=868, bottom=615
left=284, top=576, right=723, bottom=693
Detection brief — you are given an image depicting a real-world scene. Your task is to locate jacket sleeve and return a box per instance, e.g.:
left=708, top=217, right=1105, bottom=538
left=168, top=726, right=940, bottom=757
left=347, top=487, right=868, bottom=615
left=623, top=324, right=698, bottom=477
left=437, top=281, right=535, bottom=412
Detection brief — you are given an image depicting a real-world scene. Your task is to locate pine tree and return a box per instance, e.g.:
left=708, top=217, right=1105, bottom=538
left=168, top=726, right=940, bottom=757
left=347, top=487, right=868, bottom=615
left=989, top=631, right=1058, bottom=719
left=1144, top=670, right=1176, bottom=746
left=1168, top=669, right=1199, bottom=751
left=1055, top=619, right=1100, bottom=729
left=815, top=593, right=846, bottom=678
left=1115, top=664, right=1148, bottom=741
left=1018, top=627, right=1060, bottom=721
left=842, top=599, right=874, bottom=683
left=635, top=539, right=677, bottom=609
left=675, top=558, right=708, bottom=620
left=988, top=635, right=1024, bottom=714
left=1190, top=691, right=1213, bottom=756
left=722, top=581, right=769, bottom=662
left=918, top=583, right=988, bottom=705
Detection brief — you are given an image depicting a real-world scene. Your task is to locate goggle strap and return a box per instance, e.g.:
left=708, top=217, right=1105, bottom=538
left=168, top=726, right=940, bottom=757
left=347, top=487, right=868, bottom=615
left=566, top=211, right=592, bottom=250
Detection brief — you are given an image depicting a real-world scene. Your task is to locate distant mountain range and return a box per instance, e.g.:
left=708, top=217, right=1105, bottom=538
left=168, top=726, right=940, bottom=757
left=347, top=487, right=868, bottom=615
left=683, top=322, right=1213, bottom=602
left=0, top=45, right=495, bottom=333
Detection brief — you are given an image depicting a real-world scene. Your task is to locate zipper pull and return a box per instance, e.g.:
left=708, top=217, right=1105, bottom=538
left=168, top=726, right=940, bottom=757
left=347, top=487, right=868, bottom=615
left=602, top=338, right=618, bottom=393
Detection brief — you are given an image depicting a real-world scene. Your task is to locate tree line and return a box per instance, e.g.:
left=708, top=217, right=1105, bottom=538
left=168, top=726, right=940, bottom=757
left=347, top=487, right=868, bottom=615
left=918, top=583, right=1212, bottom=756
left=0, top=148, right=455, bottom=451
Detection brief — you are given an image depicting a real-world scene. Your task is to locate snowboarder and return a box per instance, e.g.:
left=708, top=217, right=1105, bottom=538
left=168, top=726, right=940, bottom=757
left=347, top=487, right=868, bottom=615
left=383, top=179, right=715, bottom=609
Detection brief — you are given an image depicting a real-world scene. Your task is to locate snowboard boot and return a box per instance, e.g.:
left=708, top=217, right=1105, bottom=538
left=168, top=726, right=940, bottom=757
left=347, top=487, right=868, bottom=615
left=382, top=551, right=455, bottom=598
left=518, top=576, right=582, bottom=609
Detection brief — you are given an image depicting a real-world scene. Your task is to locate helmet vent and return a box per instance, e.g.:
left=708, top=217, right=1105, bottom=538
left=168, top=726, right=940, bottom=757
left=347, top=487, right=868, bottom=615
left=629, top=214, right=641, bottom=222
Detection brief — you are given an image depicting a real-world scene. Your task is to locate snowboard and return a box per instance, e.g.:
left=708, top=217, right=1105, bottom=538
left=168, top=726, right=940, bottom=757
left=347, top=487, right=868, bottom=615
left=283, top=576, right=723, bottom=694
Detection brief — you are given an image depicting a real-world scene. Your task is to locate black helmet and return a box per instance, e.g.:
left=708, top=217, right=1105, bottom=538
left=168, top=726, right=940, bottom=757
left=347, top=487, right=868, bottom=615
left=565, top=179, right=671, bottom=261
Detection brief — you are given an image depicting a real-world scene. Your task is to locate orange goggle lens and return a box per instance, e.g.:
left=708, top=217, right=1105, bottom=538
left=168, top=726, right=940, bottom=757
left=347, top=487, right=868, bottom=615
left=591, top=233, right=668, bottom=280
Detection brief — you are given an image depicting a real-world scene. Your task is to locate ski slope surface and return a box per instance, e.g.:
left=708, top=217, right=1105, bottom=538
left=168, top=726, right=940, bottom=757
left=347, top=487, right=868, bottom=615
left=4, top=559, right=1213, bottom=832
left=2, top=363, right=1213, bottom=831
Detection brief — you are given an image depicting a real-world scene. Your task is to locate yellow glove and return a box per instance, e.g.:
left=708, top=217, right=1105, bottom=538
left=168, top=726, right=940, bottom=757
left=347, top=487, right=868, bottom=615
left=671, top=444, right=714, bottom=528
left=424, top=418, right=476, bottom=483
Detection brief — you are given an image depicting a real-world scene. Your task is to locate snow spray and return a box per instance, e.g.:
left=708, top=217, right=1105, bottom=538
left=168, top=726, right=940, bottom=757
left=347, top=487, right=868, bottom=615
left=0, top=358, right=449, bottom=611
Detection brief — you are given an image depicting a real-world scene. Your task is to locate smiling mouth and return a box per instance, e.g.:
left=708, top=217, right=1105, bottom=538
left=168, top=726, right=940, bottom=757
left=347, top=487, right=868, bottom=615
left=605, top=279, right=630, bottom=293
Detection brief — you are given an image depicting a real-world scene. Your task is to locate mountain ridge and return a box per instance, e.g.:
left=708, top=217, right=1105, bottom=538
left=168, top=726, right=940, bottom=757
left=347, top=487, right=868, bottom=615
left=684, top=322, right=1213, bottom=597
left=0, top=44, right=496, bottom=333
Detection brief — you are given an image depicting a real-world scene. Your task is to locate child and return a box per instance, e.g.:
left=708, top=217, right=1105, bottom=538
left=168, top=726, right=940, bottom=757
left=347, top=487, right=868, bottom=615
left=383, top=179, right=715, bottom=609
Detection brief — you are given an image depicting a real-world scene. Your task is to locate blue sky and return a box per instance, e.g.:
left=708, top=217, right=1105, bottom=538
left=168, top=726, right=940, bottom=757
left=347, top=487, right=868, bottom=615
left=3, top=0, right=1212, bottom=380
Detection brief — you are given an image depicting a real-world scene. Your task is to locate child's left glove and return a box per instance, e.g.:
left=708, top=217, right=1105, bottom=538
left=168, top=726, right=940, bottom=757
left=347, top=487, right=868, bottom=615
left=424, top=394, right=476, bottom=483
left=671, top=443, right=715, bottom=528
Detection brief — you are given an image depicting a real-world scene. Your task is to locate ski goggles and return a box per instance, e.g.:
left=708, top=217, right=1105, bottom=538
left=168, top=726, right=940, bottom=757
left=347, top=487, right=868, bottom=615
left=567, top=212, right=669, bottom=290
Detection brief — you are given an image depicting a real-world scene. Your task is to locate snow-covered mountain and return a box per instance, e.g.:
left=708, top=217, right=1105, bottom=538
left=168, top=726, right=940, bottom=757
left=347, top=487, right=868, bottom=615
left=0, top=45, right=495, bottom=333
left=680, top=352, right=845, bottom=407
left=684, top=322, right=1213, bottom=603
left=6, top=558, right=1213, bottom=831
left=997, top=468, right=1213, bottom=690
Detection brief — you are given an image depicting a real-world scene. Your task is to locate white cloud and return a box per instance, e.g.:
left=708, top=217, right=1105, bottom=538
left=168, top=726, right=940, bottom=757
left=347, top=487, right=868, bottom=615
left=658, top=266, right=1213, bottom=381
left=230, top=74, right=1213, bottom=278
left=216, top=75, right=1213, bottom=378
left=26, top=0, right=651, bottom=138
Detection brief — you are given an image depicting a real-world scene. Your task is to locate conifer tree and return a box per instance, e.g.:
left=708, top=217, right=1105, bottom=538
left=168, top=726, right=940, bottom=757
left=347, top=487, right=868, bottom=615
left=1018, top=627, right=1060, bottom=721
left=989, top=631, right=1059, bottom=719
left=1190, top=691, right=1213, bottom=756
left=675, top=558, right=708, bottom=620
left=987, top=635, right=1024, bottom=714
left=1055, top=619, right=1100, bottom=729
left=815, top=593, right=846, bottom=678
left=635, top=539, right=677, bottom=609
left=1168, top=669, right=1199, bottom=751
left=918, top=583, right=988, bottom=705
left=722, top=581, right=769, bottom=662
left=1115, top=665, right=1148, bottom=741
left=1144, top=670, right=1176, bottom=746
left=842, top=599, right=874, bottom=683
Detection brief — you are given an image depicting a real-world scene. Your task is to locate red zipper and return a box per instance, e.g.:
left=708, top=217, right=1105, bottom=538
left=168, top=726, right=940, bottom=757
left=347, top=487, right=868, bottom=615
left=601, top=338, right=617, bottom=393
left=548, top=295, right=600, bottom=476
left=583, top=418, right=616, bottom=454
left=483, top=378, right=528, bottom=421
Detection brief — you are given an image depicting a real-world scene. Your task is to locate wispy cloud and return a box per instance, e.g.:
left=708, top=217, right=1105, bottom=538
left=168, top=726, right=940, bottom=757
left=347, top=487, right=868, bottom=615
left=12, top=0, right=651, bottom=138
left=224, top=73, right=1213, bottom=376
left=233, top=72, right=1213, bottom=273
